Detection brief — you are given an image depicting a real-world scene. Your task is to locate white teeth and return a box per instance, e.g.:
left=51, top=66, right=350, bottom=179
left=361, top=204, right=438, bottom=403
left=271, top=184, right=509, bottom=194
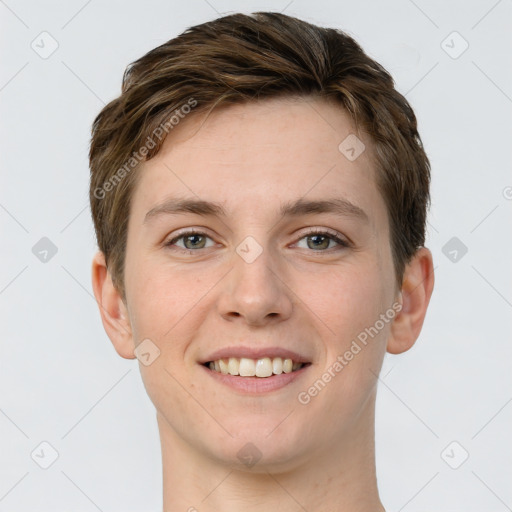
left=218, top=358, right=229, bottom=374
left=208, top=356, right=305, bottom=377
left=283, top=358, right=293, bottom=373
left=272, top=357, right=283, bottom=375
left=239, top=358, right=256, bottom=376
left=255, top=357, right=273, bottom=377
left=228, top=357, right=240, bottom=376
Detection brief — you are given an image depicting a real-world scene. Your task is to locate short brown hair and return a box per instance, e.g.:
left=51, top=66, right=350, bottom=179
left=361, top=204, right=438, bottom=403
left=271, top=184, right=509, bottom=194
left=89, top=11, right=431, bottom=299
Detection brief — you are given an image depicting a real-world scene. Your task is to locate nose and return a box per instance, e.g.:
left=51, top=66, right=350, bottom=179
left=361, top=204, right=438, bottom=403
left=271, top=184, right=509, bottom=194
left=217, top=243, right=294, bottom=327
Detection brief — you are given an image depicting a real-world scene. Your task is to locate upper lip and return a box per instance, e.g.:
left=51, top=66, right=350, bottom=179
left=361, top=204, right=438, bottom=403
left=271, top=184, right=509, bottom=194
left=200, top=346, right=311, bottom=364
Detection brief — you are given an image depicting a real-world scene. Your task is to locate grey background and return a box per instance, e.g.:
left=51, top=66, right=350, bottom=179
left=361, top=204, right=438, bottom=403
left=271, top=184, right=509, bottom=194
left=1, top=0, right=511, bottom=510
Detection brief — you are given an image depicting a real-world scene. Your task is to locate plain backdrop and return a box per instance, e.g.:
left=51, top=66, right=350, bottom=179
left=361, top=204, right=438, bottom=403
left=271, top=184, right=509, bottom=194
left=1, top=0, right=511, bottom=510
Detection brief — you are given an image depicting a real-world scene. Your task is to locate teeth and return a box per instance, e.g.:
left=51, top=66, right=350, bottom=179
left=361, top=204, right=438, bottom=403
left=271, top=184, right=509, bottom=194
left=218, top=358, right=229, bottom=374
left=228, top=357, right=240, bottom=376
left=207, top=356, right=304, bottom=377
left=272, top=357, right=283, bottom=375
left=239, top=358, right=256, bottom=376
left=255, top=357, right=273, bottom=377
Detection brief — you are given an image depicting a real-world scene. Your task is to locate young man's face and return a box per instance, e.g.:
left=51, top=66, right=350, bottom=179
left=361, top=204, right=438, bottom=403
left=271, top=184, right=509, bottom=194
left=120, top=96, right=400, bottom=469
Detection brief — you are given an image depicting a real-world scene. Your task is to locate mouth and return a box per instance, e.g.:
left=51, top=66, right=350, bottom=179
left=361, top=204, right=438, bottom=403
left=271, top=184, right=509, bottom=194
left=203, top=356, right=310, bottom=377
left=199, top=346, right=312, bottom=394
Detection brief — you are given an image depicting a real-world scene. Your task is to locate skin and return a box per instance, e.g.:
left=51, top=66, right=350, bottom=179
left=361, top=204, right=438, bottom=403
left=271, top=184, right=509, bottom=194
left=92, top=96, right=434, bottom=512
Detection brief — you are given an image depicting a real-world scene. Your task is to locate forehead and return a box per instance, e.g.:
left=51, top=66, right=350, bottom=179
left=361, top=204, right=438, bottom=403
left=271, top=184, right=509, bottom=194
left=130, top=96, right=386, bottom=233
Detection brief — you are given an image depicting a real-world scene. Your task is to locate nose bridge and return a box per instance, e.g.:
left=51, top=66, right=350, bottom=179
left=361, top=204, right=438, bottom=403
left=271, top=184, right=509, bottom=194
left=218, top=234, right=293, bottom=325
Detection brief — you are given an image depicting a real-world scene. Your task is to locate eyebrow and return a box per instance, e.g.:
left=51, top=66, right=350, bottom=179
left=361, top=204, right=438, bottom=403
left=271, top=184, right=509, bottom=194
left=144, top=196, right=369, bottom=224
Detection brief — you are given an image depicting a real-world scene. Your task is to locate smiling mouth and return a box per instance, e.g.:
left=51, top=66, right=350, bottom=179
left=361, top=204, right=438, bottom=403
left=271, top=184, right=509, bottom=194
left=204, top=357, right=310, bottom=378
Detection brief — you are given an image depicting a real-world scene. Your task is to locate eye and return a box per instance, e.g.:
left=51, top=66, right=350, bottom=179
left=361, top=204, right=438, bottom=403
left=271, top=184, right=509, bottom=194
left=165, top=230, right=216, bottom=251
left=295, top=229, right=350, bottom=251
left=165, top=228, right=350, bottom=253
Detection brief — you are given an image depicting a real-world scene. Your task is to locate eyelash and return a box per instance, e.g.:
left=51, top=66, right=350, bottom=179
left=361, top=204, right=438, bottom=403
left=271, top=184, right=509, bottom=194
left=165, top=228, right=350, bottom=254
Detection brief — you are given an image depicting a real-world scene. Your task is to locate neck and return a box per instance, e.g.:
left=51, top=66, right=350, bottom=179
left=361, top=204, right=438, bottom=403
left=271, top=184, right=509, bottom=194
left=158, top=392, right=385, bottom=512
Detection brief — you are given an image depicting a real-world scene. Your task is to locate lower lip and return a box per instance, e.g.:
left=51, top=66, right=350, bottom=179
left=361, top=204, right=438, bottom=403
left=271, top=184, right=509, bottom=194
left=200, top=364, right=310, bottom=394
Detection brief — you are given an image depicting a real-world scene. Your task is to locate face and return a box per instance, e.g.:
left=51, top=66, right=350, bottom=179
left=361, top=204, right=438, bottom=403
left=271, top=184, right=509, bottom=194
left=122, top=96, right=399, bottom=471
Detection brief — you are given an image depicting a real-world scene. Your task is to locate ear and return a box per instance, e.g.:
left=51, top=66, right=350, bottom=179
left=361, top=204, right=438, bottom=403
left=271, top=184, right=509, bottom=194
left=91, top=251, right=136, bottom=359
left=387, top=247, right=435, bottom=355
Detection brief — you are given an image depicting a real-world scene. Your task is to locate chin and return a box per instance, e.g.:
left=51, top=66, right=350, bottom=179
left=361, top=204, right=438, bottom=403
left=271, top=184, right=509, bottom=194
left=204, top=416, right=313, bottom=473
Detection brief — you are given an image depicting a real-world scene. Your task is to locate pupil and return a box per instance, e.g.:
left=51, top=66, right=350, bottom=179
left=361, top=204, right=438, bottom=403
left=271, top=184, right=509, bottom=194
left=309, top=235, right=327, bottom=250
left=187, top=235, right=203, bottom=248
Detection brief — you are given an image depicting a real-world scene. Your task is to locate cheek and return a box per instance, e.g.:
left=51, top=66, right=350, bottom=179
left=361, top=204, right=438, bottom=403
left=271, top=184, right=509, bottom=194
left=299, top=263, right=390, bottom=400
left=305, top=262, right=390, bottom=343
left=125, top=255, right=213, bottom=341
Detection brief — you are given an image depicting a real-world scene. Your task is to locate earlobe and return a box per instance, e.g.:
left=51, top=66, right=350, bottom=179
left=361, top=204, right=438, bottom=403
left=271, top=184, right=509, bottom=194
left=387, top=248, right=435, bottom=355
left=91, top=251, right=136, bottom=359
